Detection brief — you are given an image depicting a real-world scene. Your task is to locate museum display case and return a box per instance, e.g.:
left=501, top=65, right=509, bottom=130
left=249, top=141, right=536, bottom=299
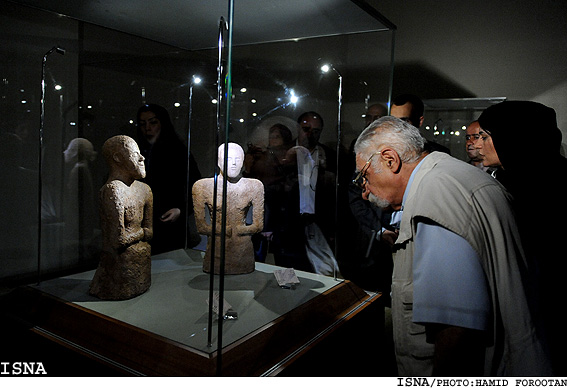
left=421, top=98, right=506, bottom=161
left=0, top=0, right=395, bottom=375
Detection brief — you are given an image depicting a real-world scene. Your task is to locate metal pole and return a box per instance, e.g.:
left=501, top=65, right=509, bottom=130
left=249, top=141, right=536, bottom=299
left=207, top=17, right=227, bottom=349
left=37, top=46, right=64, bottom=286
left=185, top=83, right=194, bottom=250
left=217, top=0, right=234, bottom=376
left=332, top=68, right=343, bottom=281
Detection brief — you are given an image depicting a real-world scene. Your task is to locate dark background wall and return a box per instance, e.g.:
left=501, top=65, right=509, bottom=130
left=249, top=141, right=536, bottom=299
left=370, top=0, right=567, bottom=141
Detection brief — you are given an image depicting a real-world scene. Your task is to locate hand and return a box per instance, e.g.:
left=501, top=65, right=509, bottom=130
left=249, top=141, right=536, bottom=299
left=160, top=208, right=181, bottom=223
left=382, top=229, right=399, bottom=247
left=261, top=232, right=273, bottom=240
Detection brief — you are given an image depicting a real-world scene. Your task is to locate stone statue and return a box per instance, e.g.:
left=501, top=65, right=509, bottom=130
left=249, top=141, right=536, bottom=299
left=89, top=135, right=153, bottom=300
left=192, top=143, right=264, bottom=274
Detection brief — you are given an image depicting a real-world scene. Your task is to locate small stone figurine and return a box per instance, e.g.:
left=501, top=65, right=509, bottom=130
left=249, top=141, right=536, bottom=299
left=192, top=143, right=264, bottom=274
left=89, top=135, right=153, bottom=300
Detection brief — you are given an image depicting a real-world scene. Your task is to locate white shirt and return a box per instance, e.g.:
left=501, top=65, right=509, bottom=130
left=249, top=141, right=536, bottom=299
left=296, top=145, right=319, bottom=214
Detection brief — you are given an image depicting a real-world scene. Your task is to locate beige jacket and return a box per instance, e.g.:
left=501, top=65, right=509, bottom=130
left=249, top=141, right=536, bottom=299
left=392, top=152, right=551, bottom=376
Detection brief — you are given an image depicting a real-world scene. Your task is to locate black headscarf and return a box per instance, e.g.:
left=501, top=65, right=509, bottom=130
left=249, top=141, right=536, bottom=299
left=478, top=101, right=563, bottom=174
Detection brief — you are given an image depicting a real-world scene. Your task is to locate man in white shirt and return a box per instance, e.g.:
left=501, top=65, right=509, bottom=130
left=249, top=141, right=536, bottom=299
left=273, top=112, right=338, bottom=276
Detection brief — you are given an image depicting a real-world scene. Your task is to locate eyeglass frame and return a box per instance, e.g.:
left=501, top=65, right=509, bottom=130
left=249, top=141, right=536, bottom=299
left=352, top=150, right=383, bottom=189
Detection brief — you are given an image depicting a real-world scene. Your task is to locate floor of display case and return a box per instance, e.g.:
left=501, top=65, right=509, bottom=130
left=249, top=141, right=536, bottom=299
left=33, top=249, right=349, bottom=353
left=1, top=248, right=379, bottom=376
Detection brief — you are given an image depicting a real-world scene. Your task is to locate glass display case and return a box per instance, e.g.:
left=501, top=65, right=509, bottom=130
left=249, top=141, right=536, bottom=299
left=422, top=97, right=506, bottom=161
left=0, top=0, right=395, bottom=375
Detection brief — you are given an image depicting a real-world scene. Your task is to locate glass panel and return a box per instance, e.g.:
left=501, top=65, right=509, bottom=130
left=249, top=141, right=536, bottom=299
left=1, top=0, right=394, bottom=375
left=422, top=98, right=506, bottom=162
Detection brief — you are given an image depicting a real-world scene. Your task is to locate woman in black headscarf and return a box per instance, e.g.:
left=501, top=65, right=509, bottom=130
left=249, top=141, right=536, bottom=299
left=478, top=100, right=567, bottom=375
left=137, top=103, right=201, bottom=254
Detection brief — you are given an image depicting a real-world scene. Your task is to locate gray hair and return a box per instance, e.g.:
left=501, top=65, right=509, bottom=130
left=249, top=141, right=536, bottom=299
left=354, top=116, right=426, bottom=171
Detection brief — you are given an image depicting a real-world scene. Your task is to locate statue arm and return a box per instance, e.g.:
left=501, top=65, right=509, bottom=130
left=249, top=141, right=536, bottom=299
left=193, top=181, right=211, bottom=236
left=193, top=179, right=234, bottom=237
left=143, top=187, right=153, bottom=242
left=251, top=184, right=265, bottom=233
left=236, top=182, right=264, bottom=236
left=101, top=184, right=144, bottom=250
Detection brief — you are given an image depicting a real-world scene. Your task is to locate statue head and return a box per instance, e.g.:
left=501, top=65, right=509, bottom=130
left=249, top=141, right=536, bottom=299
left=103, top=135, right=146, bottom=180
left=218, top=142, right=244, bottom=179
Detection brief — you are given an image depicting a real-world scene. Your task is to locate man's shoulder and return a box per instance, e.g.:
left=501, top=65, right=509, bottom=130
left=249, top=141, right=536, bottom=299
left=413, top=153, right=508, bottom=207
left=423, top=152, right=496, bottom=186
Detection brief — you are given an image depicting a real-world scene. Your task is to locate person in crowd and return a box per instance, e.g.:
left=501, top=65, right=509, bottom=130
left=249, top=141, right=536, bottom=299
left=464, top=120, right=495, bottom=175
left=364, top=103, right=388, bottom=128
left=274, top=111, right=338, bottom=276
left=465, top=120, right=483, bottom=166
left=244, top=123, right=294, bottom=262
left=354, top=116, right=552, bottom=376
left=477, top=100, right=566, bottom=375
left=136, top=104, right=201, bottom=254
left=338, top=103, right=394, bottom=293
left=391, top=94, right=450, bottom=154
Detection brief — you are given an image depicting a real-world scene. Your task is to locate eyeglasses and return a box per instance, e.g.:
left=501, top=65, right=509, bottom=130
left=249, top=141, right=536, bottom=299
left=465, top=134, right=481, bottom=141
left=353, top=150, right=382, bottom=189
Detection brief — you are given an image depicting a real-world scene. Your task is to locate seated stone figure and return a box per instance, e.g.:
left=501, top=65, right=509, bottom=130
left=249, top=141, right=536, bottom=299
left=192, top=143, right=264, bottom=274
left=89, top=135, right=153, bottom=300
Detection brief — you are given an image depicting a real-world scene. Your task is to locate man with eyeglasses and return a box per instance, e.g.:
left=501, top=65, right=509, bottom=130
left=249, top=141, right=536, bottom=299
left=465, top=120, right=483, bottom=165
left=464, top=120, right=496, bottom=176
left=353, top=116, right=551, bottom=376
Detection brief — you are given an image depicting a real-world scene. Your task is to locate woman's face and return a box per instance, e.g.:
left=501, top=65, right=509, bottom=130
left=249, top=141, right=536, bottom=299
left=139, top=111, right=161, bottom=144
left=476, top=127, right=502, bottom=167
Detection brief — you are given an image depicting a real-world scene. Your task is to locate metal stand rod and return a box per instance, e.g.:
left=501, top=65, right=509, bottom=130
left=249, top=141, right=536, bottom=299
left=185, top=83, right=194, bottom=250
left=217, top=0, right=234, bottom=376
left=207, top=17, right=227, bottom=349
left=37, top=45, right=64, bottom=286
left=334, top=72, right=343, bottom=281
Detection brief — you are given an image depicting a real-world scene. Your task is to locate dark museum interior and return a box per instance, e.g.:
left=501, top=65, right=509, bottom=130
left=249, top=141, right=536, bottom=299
left=1, top=0, right=566, bottom=379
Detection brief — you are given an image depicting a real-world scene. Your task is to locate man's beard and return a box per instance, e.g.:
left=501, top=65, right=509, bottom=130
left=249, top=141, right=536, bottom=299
left=368, top=192, right=391, bottom=209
